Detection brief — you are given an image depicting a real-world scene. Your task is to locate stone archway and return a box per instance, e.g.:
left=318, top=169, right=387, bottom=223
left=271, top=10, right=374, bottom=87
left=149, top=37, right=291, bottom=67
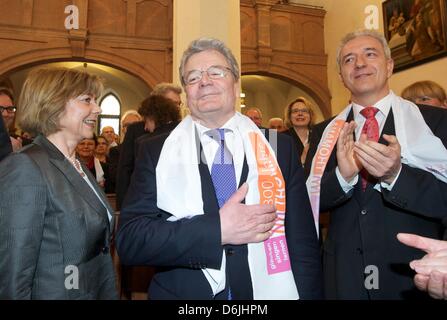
left=0, top=48, right=161, bottom=91
left=242, top=70, right=331, bottom=119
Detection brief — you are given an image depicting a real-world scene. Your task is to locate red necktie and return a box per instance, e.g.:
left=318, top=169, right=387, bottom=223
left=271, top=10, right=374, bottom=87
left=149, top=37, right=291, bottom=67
left=360, top=106, right=379, bottom=191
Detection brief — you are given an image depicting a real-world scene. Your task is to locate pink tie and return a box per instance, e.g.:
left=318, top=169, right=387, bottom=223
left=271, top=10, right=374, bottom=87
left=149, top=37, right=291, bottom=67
left=360, top=106, right=379, bottom=191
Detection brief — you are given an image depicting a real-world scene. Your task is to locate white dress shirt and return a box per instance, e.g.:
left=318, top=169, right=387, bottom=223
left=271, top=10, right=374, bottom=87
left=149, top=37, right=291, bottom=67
left=194, top=114, right=245, bottom=186
left=336, top=91, right=401, bottom=192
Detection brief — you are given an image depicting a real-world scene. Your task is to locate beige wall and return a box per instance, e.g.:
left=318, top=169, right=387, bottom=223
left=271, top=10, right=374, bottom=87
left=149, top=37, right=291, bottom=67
left=173, top=0, right=241, bottom=115
left=242, top=75, right=324, bottom=127
left=323, top=0, right=447, bottom=115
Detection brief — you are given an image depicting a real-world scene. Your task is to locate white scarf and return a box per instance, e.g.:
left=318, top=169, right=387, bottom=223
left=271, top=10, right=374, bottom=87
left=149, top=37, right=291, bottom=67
left=94, top=157, right=105, bottom=184
left=156, top=112, right=299, bottom=299
left=306, top=91, right=447, bottom=229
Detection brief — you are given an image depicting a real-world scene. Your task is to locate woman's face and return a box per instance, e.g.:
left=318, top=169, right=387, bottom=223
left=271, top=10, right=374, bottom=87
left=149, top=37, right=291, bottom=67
left=76, top=138, right=96, bottom=159
left=95, top=137, right=108, bottom=155
left=290, top=101, right=311, bottom=128
left=58, top=94, right=101, bottom=142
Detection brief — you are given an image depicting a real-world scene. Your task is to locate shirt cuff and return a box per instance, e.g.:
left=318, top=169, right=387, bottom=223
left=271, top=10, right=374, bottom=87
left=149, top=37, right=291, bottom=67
left=336, top=167, right=358, bottom=194
left=380, top=165, right=402, bottom=191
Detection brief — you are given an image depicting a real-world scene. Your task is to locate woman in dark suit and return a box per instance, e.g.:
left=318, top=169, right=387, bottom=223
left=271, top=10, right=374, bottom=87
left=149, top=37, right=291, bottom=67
left=0, top=68, right=118, bottom=299
left=283, top=96, right=315, bottom=177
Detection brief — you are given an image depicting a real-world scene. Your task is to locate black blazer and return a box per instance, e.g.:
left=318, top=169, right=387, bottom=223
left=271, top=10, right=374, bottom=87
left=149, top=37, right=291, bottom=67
left=0, top=135, right=118, bottom=299
left=320, top=104, right=447, bottom=300
left=115, top=121, right=146, bottom=209
left=283, top=127, right=315, bottom=178
left=116, top=128, right=323, bottom=300
left=0, top=117, right=12, bottom=162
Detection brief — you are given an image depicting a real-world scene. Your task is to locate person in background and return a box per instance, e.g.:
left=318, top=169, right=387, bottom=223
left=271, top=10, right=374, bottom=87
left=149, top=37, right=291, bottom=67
left=120, top=110, right=142, bottom=141
left=76, top=136, right=113, bottom=193
left=0, top=67, right=117, bottom=299
left=120, top=94, right=181, bottom=299
left=101, top=126, right=118, bottom=147
left=115, top=83, right=183, bottom=209
left=244, top=107, right=263, bottom=127
left=0, top=106, right=12, bottom=161
left=401, top=80, right=447, bottom=108
left=283, top=97, right=314, bottom=169
left=134, top=95, right=181, bottom=157
left=0, top=87, right=22, bottom=151
left=268, top=117, right=285, bottom=131
left=116, top=37, right=322, bottom=300
left=95, top=135, right=109, bottom=163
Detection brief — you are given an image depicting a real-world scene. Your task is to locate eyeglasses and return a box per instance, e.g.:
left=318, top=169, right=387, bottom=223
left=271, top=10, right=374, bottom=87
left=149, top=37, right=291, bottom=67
left=184, top=65, right=232, bottom=85
left=291, top=108, right=310, bottom=114
left=0, top=106, right=16, bottom=113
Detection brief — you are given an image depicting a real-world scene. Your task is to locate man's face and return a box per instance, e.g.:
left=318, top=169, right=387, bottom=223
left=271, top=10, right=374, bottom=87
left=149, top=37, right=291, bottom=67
left=339, top=35, right=394, bottom=105
left=101, top=126, right=116, bottom=144
left=183, top=49, right=239, bottom=128
left=121, top=114, right=141, bottom=136
left=0, top=94, right=15, bottom=129
left=245, top=109, right=262, bottom=127
left=269, top=119, right=284, bottom=130
left=164, top=90, right=182, bottom=108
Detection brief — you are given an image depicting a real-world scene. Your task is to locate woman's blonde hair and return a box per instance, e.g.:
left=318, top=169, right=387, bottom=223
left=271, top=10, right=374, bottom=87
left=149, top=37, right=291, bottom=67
left=18, top=68, right=104, bottom=136
left=401, top=80, right=447, bottom=104
left=284, top=96, right=314, bottom=129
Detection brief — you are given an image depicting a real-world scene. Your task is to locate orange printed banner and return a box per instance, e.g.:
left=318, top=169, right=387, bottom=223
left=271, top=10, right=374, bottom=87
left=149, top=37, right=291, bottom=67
left=249, top=132, right=290, bottom=275
left=308, top=120, right=345, bottom=226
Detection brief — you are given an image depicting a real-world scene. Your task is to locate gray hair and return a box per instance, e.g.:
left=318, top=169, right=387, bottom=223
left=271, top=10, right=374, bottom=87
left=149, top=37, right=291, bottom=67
left=245, top=107, right=263, bottom=117
left=336, top=29, right=392, bottom=71
left=151, top=82, right=182, bottom=96
left=120, top=109, right=142, bottom=126
left=179, top=38, right=240, bottom=86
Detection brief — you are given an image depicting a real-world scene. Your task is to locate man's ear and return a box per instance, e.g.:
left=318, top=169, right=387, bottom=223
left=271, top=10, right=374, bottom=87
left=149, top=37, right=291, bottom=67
left=338, top=72, right=348, bottom=89
left=387, top=58, right=394, bottom=78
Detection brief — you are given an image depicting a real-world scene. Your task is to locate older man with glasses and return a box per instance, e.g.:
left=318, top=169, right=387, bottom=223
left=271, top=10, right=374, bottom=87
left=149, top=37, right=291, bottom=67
left=116, top=37, right=322, bottom=300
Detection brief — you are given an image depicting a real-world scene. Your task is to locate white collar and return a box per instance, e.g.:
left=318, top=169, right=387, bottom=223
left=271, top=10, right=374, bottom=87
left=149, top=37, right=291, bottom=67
left=352, top=91, right=393, bottom=118
left=193, top=113, right=238, bottom=137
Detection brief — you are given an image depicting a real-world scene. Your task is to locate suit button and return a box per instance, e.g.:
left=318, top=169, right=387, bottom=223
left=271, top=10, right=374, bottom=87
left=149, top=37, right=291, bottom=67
left=356, top=248, right=363, bottom=254
left=226, top=248, right=234, bottom=256
left=361, top=209, right=367, bottom=215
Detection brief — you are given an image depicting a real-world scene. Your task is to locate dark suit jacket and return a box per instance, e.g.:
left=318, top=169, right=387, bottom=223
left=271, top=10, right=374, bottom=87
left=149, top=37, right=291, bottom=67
left=107, top=145, right=120, bottom=194
left=283, top=127, right=316, bottom=178
left=0, top=117, right=12, bottom=162
left=115, top=121, right=146, bottom=209
left=320, top=104, right=447, bottom=300
left=0, top=135, right=118, bottom=299
left=116, top=128, right=323, bottom=300
left=134, top=122, right=179, bottom=159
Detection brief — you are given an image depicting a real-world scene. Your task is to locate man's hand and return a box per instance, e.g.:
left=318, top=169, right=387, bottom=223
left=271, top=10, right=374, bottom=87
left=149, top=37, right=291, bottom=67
left=336, top=121, right=361, bottom=182
left=354, top=134, right=401, bottom=184
left=10, top=136, right=22, bottom=152
left=397, top=233, right=447, bottom=299
left=220, top=183, right=277, bottom=245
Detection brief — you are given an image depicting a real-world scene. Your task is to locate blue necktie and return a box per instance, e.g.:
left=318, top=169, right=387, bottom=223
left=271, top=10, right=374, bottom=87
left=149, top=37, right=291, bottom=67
left=209, top=128, right=236, bottom=300
left=210, top=129, right=237, bottom=208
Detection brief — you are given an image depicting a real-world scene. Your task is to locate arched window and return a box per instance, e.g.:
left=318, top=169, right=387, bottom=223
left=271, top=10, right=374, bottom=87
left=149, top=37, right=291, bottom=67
left=98, top=93, right=121, bottom=136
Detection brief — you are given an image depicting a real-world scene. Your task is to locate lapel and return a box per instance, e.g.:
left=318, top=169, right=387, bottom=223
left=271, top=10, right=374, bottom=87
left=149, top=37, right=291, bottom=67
left=360, top=107, right=396, bottom=203
left=33, top=135, right=112, bottom=230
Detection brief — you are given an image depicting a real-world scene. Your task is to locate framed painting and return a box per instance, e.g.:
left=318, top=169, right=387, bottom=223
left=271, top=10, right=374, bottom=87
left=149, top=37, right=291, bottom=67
left=382, top=0, right=447, bottom=72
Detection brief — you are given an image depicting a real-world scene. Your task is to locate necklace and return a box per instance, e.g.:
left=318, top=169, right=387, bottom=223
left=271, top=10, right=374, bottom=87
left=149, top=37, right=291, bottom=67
left=68, top=157, right=86, bottom=177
